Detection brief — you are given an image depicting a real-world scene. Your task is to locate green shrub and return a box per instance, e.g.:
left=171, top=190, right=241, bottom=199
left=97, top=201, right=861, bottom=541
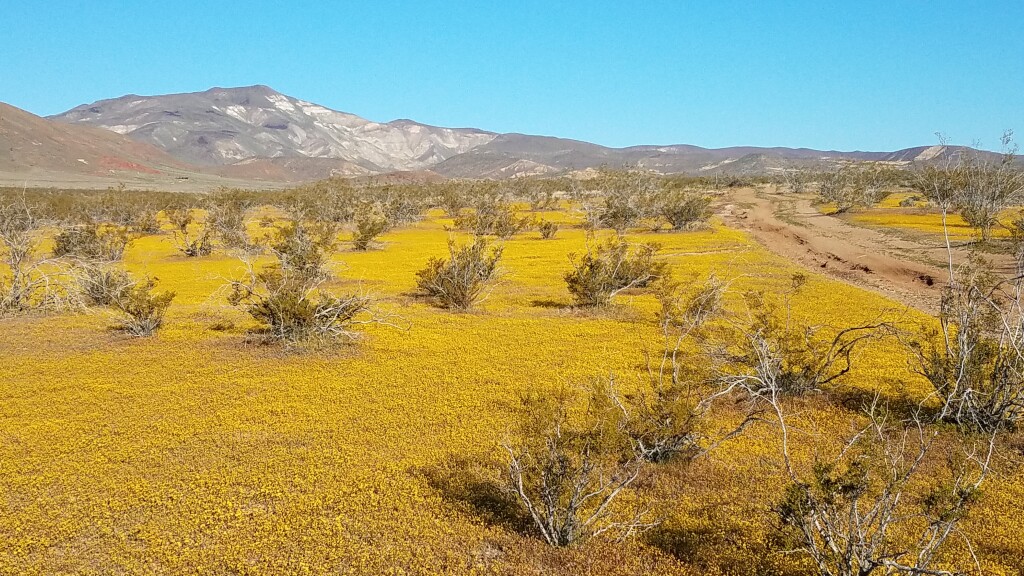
left=564, top=236, right=667, bottom=307
left=416, top=237, right=502, bottom=309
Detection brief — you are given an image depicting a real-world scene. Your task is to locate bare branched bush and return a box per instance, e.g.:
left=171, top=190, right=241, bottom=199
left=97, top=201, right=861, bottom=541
left=165, top=208, right=213, bottom=257
left=113, top=276, right=175, bottom=336
left=0, top=201, right=77, bottom=314
left=910, top=256, right=1024, bottom=431
left=721, top=274, right=894, bottom=396
left=564, top=235, right=667, bottom=307
left=595, top=277, right=762, bottom=463
left=504, top=392, right=657, bottom=547
left=415, top=237, right=502, bottom=309
left=52, top=223, right=133, bottom=261
left=773, top=400, right=994, bottom=576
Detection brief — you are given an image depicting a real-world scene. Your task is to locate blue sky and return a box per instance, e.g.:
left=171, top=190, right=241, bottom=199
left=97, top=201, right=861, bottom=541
left=1, top=1, right=1021, bottom=151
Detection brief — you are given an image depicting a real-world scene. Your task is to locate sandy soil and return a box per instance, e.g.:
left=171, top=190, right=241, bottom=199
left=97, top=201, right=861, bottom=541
left=719, top=187, right=1015, bottom=312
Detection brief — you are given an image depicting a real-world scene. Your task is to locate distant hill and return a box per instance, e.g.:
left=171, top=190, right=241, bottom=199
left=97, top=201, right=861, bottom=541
left=0, top=101, right=186, bottom=178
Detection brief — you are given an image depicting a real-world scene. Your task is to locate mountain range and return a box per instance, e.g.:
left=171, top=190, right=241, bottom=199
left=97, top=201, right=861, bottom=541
left=0, top=85, right=1005, bottom=187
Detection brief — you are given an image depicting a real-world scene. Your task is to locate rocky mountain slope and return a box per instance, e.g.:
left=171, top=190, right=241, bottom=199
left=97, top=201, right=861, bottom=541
left=1, top=102, right=186, bottom=177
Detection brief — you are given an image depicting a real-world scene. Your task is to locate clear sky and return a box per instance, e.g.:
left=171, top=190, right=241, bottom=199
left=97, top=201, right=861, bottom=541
left=1, top=1, right=1021, bottom=151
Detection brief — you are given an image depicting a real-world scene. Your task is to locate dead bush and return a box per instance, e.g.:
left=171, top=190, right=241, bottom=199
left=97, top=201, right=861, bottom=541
left=564, top=235, right=667, bottom=307
left=416, top=237, right=502, bottom=310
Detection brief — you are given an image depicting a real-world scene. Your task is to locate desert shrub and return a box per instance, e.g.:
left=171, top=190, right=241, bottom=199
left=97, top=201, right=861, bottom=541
left=374, top=185, right=429, bottom=225
left=593, top=167, right=661, bottom=232
left=165, top=208, right=213, bottom=257
left=953, top=134, right=1024, bottom=241
left=415, top=237, right=502, bottom=309
left=206, top=197, right=255, bottom=252
left=228, top=264, right=375, bottom=342
left=74, top=262, right=133, bottom=306
left=778, top=168, right=811, bottom=194
left=659, top=190, right=712, bottom=230
left=564, top=235, right=667, bottom=307
left=455, top=201, right=529, bottom=238
left=438, top=182, right=470, bottom=217
left=503, top=392, right=656, bottom=547
left=113, top=277, right=175, bottom=336
left=0, top=201, right=78, bottom=314
left=594, top=277, right=760, bottom=463
left=721, top=274, right=893, bottom=396
left=52, top=224, right=133, bottom=261
left=525, top=180, right=559, bottom=210
left=910, top=256, right=1024, bottom=431
left=898, top=194, right=925, bottom=207
left=267, top=219, right=339, bottom=282
left=538, top=220, right=559, bottom=239
left=351, top=209, right=390, bottom=250
left=772, top=401, right=993, bottom=576
left=818, top=163, right=898, bottom=213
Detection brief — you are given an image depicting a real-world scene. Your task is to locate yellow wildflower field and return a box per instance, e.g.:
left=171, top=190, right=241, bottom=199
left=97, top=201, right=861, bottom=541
left=1, top=208, right=1021, bottom=575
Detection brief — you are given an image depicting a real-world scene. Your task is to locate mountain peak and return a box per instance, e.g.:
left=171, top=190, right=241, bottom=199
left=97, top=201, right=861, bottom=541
left=49, top=87, right=497, bottom=170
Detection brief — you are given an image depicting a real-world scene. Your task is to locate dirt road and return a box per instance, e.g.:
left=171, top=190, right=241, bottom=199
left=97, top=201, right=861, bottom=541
left=721, top=187, right=963, bottom=312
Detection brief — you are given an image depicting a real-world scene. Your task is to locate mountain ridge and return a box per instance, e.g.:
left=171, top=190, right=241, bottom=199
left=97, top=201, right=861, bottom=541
left=23, top=85, right=1019, bottom=182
